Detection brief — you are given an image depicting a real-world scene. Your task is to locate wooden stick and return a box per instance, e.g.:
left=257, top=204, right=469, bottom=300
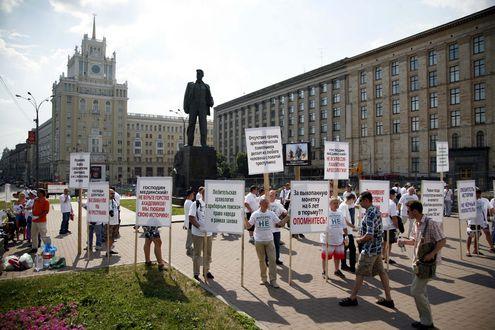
left=168, top=224, right=172, bottom=268
left=134, top=225, right=138, bottom=270
left=325, top=233, right=329, bottom=282
left=263, top=172, right=270, bottom=196
left=86, top=218, right=90, bottom=261
left=241, top=231, right=245, bottom=287
left=458, top=219, right=463, bottom=260
left=295, top=166, right=301, bottom=181
left=107, top=224, right=110, bottom=265
left=288, top=234, right=292, bottom=285
left=475, top=227, right=479, bottom=256
left=332, top=179, right=338, bottom=198
left=77, top=189, right=82, bottom=255
left=203, top=232, right=208, bottom=283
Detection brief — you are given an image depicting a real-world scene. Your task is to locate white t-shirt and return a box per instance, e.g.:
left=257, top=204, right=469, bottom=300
left=268, top=200, right=287, bottom=233
left=338, top=202, right=352, bottom=231
left=188, top=199, right=212, bottom=237
left=59, top=194, right=72, bottom=213
left=196, top=192, right=202, bottom=201
left=25, top=198, right=34, bottom=217
left=248, top=209, right=280, bottom=242
left=183, top=199, right=193, bottom=228
left=13, top=203, right=24, bottom=216
left=342, top=191, right=356, bottom=206
left=320, top=210, right=346, bottom=246
left=399, top=187, right=407, bottom=195
left=468, top=198, right=493, bottom=226
left=398, top=193, right=419, bottom=217
left=114, top=191, right=121, bottom=206
left=279, top=188, right=290, bottom=204
left=244, top=192, right=259, bottom=213
left=109, top=199, right=119, bottom=225
left=383, top=199, right=398, bottom=231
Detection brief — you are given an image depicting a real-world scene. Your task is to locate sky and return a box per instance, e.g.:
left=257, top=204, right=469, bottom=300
left=0, top=0, right=494, bottom=151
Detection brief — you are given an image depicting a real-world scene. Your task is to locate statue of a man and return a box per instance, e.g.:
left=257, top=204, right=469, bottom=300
left=183, top=69, right=214, bottom=147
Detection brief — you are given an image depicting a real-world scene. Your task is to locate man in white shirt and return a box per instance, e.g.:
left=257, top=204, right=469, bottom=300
left=110, top=186, right=122, bottom=238
left=466, top=188, right=495, bottom=256
left=443, top=185, right=453, bottom=217
left=398, top=187, right=419, bottom=238
left=189, top=188, right=214, bottom=281
left=279, top=183, right=291, bottom=210
left=342, top=184, right=355, bottom=200
left=399, top=183, right=410, bottom=197
left=183, top=189, right=195, bottom=256
left=106, top=189, right=120, bottom=256
left=383, top=190, right=400, bottom=265
left=59, top=188, right=73, bottom=235
left=244, top=185, right=259, bottom=244
left=196, top=186, right=204, bottom=201
left=267, top=190, right=288, bottom=265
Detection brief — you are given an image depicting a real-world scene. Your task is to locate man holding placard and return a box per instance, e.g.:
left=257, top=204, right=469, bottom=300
left=466, top=188, right=495, bottom=256
left=106, top=189, right=120, bottom=256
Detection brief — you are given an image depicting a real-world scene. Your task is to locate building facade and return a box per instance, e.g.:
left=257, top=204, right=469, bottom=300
left=214, top=7, right=495, bottom=188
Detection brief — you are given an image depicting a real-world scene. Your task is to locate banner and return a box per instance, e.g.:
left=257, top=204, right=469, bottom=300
left=90, top=165, right=106, bottom=182
left=69, top=152, right=90, bottom=189
left=136, top=177, right=173, bottom=227
left=457, top=180, right=476, bottom=220
left=436, top=141, right=449, bottom=173
left=204, top=180, right=245, bottom=234
left=421, top=181, right=444, bottom=222
left=245, top=127, right=284, bottom=175
left=324, top=141, right=349, bottom=180
left=360, top=180, right=390, bottom=218
left=289, top=181, right=329, bottom=234
left=87, top=181, right=109, bottom=224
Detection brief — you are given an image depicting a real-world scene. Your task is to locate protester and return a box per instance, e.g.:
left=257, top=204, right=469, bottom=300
left=339, top=191, right=394, bottom=308
left=59, top=188, right=73, bottom=235
left=244, top=185, right=259, bottom=244
left=279, top=183, right=291, bottom=208
left=393, top=183, right=402, bottom=201
left=106, top=189, right=120, bottom=256
left=400, top=183, right=410, bottom=196
left=340, top=193, right=357, bottom=272
left=13, top=192, right=27, bottom=241
left=443, top=184, right=453, bottom=217
left=342, top=184, right=355, bottom=200
left=383, top=189, right=400, bottom=265
left=87, top=219, right=103, bottom=252
left=189, top=188, right=214, bottom=281
left=322, top=197, right=348, bottom=279
left=183, top=189, right=195, bottom=256
left=267, top=190, right=287, bottom=265
left=490, top=196, right=495, bottom=245
left=466, top=188, right=495, bottom=256
left=30, top=188, right=50, bottom=253
left=398, top=200, right=446, bottom=329
left=244, top=198, right=288, bottom=288
left=196, top=186, right=204, bottom=201
left=110, top=186, right=121, bottom=238
left=25, top=190, right=36, bottom=244
left=143, top=226, right=166, bottom=270
left=398, top=187, right=419, bottom=238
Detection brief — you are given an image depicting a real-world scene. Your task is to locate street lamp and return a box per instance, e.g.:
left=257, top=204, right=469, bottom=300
left=169, top=109, right=187, bottom=147
left=16, top=92, right=53, bottom=187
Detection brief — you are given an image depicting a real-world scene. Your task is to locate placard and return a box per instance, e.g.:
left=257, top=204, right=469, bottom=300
left=289, top=181, right=329, bottom=234
left=204, top=180, right=245, bottom=234
left=324, top=141, right=349, bottom=180
left=360, top=180, right=390, bottom=218
left=87, top=181, right=109, bottom=224
left=457, top=180, right=476, bottom=220
left=421, top=180, right=444, bottom=222
left=436, top=141, right=449, bottom=172
left=136, top=177, right=172, bottom=227
left=245, top=127, right=284, bottom=175
left=69, top=152, right=90, bottom=189
left=283, top=142, right=311, bottom=166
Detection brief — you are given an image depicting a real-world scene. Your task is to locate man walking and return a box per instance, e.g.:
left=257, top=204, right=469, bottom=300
left=339, top=191, right=394, bottom=308
left=183, top=189, right=195, bottom=256
left=59, top=188, right=73, bottom=235
left=398, top=186, right=419, bottom=238
left=443, top=184, right=453, bottom=217
left=383, top=190, right=400, bottom=265
left=398, top=200, right=446, bottom=329
left=30, top=188, right=50, bottom=253
left=244, top=185, right=259, bottom=244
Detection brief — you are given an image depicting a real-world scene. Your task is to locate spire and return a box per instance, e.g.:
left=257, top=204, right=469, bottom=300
left=92, top=14, right=96, bottom=39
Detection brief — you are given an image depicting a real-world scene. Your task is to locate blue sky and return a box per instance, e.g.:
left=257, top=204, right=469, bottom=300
left=0, top=0, right=493, bottom=151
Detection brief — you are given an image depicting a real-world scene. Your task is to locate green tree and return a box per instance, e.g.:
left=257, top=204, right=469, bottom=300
left=216, top=152, right=231, bottom=178
left=236, top=152, right=248, bottom=177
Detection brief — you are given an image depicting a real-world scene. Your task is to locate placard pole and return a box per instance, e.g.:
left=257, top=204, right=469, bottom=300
left=203, top=232, right=208, bottom=283
left=77, top=189, right=82, bottom=255
left=107, top=224, right=110, bottom=265
left=332, top=179, right=338, bottom=198
left=475, top=227, right=479, bottom=256
left=263, top=172, right=270, bottom=196
left=325, top=234, right=329, bottom=282
left=458, top=219, right=463, bottom=260
left=295, top=166, right=301, bottom=181
left=288, top=234, right=292, bottom=285
left=134, top=226, right=138, bottom=270
left=86, top=218, right=90, bottom=261
left=241, top=231, right=245, bottom=287
left=168, top=224, right=172, bottom=268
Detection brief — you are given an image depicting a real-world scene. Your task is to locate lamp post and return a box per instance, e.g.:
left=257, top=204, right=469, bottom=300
left=170, top=109, right=187, bottom=147
left=16, top=92, right=53, bottom=187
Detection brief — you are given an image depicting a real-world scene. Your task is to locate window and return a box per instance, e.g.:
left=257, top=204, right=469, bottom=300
left=309, top=99, right=316, bottom=108
left=298, top=114, right=304, bottom=123
left=452, top=133, right=460, bottom=148
left=321, top=83, right=328, bottom=93
left=360, top=88, right=367, bottom=101
left=428, top=50, right=437, bottom=66
left=279, top=95, right=285, bottom=104
left=409, top=56, right=418, bottom=71
left=411, top=157, right=419, bottom=173
left=449, top=43, right=459, bottom=60
left=473, top=35, right=485, bottom=54
left=299, top=102, right=304, bottom=111
left=375, top=66, right=382, bottom=80
left=309, top=125, right=315, bottom=134
left=411, top=136, right=419, bottom=152
left=375, top=102, right=383, bottom=117
left=450, top=88, right=460, bottom=105
left=393, top=119, right=400, bottom=134
left=375, top=84, right=383, bottom=98
left=309, top=112, right=316, bottom=122
left=289, top=93, right=294, bottom=101
left=79, top=99, right=86, bottom=113
left=360, top=106, right=368, bottom=119
left=474, top=83, right=485, bottom=101
left=289, top=116, right=295, bottom=125
left=410, top=96, right=419, bottom=111
left=474, top=107, right=486, bottom=124
left=429, top=134, right=438, bottom=151
left=66, top=95, right=72, bottom=104
left=321, top=97, right=328, bottom=106
left=411, top=117, right=419, bottom=131
left=333, top=121, right=341, bottom=131
left=105, top=101, right=111, bottom=113
left=429, top=92, right=438, bottom=108
left=430, top=113, right=438, bottom=129
left=360, top=71, right=367, bottom=84
left=450, top=110, right=460, bottom=127
left=332, top=93, right=341, bottom=103
left=361, top=123, right=368, bottom=137
left=392, top=80, right=399, bottom=94
left=449, top=65, right=460, bottom=83
left=391, top=61, right=399, bottom=76
left=332, top=79, right=341, bottom=90
left=321, top=123, right=328, bottom=133
left=476, top=131, right=485, bottom=147
left=298, top=90, right=305, bottom=99
left=92, top=100, right=99, bottom=113
left=376, top=122, right=383, bottom=135
left=309, top=86, right=316, bottom=96
left=430, top=157, right=437, bottom=173
left=289, top=105, right=295, bottom=113
left=392, top=99, right=400, bottom=114
left=410, top=76, right=419, bottom=91
left=474, top=59, right=485, bottom=77
left=321, top=109, right=328, bottom=119
left=298, top=127, right=304, bottom=136
left=428, top=71, right=437, bottom=87
left=333, top=107, right=341, bottom=117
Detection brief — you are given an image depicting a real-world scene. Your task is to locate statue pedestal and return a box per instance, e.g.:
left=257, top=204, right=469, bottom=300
left=173, top=146, right=217, bottom=196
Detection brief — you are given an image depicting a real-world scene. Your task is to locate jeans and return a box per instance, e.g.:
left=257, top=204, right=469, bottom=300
left=60, top=212, right=70, bottom=234
left=342, top=234, right=356, bottom=270
left=444, top=200, right=452, bottom=217
left=88, top=223, right=103, bottom=248
left=26, top=216, right=32, bottom=241
left=411, top=274, right=433, bottom=326
left=266, top=232, right=281, bottom=263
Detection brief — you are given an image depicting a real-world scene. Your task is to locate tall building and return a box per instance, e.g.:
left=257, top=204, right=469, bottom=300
left=214, top=7, right=495, bottom=189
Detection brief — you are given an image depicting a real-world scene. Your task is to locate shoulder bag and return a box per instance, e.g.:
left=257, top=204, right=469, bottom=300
left=413, top=219, right=437, bottom=279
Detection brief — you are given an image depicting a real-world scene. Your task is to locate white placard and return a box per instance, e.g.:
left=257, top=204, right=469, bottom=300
left=457, top=180, right=476, bottom=220
left=204, top=180, right=245, bottom=234
left=136, top=177, right=172, bottom=227
left=69, top=152, right=90, bottom=189
left=360, top=180, right=390, bottom=218
left=436, top=141, right=449, bottom=173
left=324, top=141, right=349, bottom=180
left=421, top=181, right=444, bottom=222
left=245, top=127, right=284, bottom=175
left=87, top=181, right=109, bottom=224
left=48, top=184, right=68, bottom=194
left=289, top=181, right=329, bottom=234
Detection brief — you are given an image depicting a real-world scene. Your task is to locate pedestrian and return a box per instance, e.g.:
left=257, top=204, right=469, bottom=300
left=30, top=188, right=50, bottom=253
left=183, top=188, right=195, bottom=256
left=490, top=196, right=495, bottom=245
left=398, top=200, right=446, bottom=330
left=59, top=188, right=73, bottom=235
left=393, top=183, right=401, bottom=201
left=443, top=184, right=453, bottom=217
left=244, top=185, right=259, bottom=244
left=110, top=186, right=121, bottom=238
left=13, top=192, right=27, bottom=241
left=25, top=190, right=36, bottom=244
left=398, top=187, right=419, bottom=238
left=400, top=183, right=410, bottom=196
left=106, top=189, right=120, bottom=256
left=466, top=188, right=495, bottom=256
left=143, top=226, right=166, bottom=270
left=267, top=189, right=287, bottom=266
left=322, top=197, right=348, bottom=279
left=339, top=191, right=394, bottom=308
left=244, top=198, right=288, bottom=288
left=383, top=189, right=400, bottom=265
left=340, top=193, right=357, bottom=273
left=279, top=183, right=290, bottom=207
left=87, top=219, right=103, bottom=252
left=189, top=188, right=214, bottom=281
left=342, top=184, right=355, bottom=200
left=196, top=186, right=204, bottom=201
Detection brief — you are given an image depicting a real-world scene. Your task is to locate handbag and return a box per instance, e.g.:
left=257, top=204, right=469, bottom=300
left=413, top=219, right=436, bottom=279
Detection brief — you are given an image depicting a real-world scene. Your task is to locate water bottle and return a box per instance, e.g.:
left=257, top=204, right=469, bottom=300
left=42, top=251, right=52, bottom=269
left=34, top=255, right=43, bottom=272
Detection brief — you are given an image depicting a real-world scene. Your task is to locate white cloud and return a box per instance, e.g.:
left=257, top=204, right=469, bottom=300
left=0, top=37, right=40, bottom=71
left=0, top=29, right=29, bottom=40
left=421, top=0, right=494, bottom=15
left=0, top=0, right=23, bottom=13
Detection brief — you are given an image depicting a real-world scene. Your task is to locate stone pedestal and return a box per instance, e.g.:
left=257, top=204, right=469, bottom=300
left=172, top=146, right=217, bottom=196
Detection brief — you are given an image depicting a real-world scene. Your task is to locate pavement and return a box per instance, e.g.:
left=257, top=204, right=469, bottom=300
left=1, top=203, right=494, bottom=330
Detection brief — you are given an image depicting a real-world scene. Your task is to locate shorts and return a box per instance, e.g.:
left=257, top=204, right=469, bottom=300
left=143, top=226, right=160, bottom=239
left=108, top=225, right=119, bottom=240
left=383, top=229, right=397, bottom=244
left=321, top=244, right=345, bottom=260
left=246, top=213, right=255, bottom=232
left=467, top=224, right=488, bottom=236
left=16, top=215, right=27, bottom=227
left=356, top=253, right=385, bottom=277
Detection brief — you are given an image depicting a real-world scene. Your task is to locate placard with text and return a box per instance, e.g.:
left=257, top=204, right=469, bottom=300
left=421, top=180, right=444, bottom=222
left=436, top=141, right=449, bottom=173
left=69, top=152, right=90, bottom=189
left=245, top=127, right=284, bottom=175
left=457, top=180, right=476, bottom=220
left=289, top=181, right=329, bottom=234
left=136, top=177, right=172, bottom=227
left=324, top=141, right=349, bottom=180
left=204, top=180, right=245, bottom=234
left=87, top=181, right=109, bottom=224
left=359, top=180, right=390, bottom=218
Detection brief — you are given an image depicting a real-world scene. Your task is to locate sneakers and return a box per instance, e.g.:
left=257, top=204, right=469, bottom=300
left=388, top=259, right=397, bottom=265
left=269, top=280, right=279, bottom=288
left=249, top=237, right=255, bottom=244
left=339, top=297, right=358, bottom=307
left=341, top=265, right=351, bottom=271
left=276, top=260, right=284, bottom=265
left=334, top=270, right=346, bottom=279
left=193, top=275, right=200, bottom=281
left=206, top=272, right=214, bottom=279
left=376, top=298, right=395, bottom=309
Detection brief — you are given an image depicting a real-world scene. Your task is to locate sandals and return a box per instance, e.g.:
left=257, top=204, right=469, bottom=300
left=376, top=297, right=395, bottom=309
left=339, top=297, right=358, bottom=307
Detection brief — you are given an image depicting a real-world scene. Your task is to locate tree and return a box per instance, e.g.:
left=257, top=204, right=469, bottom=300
left=236, top=152, right=248, bottom=177
left=216, top=152, right=232, bottom=178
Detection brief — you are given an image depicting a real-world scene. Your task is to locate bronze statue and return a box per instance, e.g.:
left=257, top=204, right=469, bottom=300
left=183, top=69, right=214, bottom=147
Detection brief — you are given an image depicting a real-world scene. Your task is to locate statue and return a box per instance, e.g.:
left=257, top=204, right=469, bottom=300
left=183, top=69, right=214, bottom=147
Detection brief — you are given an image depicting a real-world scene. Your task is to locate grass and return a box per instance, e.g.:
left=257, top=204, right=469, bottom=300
left=119, top=199, right=185, bottom=216
left=0, top=264, right=258, bottom=330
